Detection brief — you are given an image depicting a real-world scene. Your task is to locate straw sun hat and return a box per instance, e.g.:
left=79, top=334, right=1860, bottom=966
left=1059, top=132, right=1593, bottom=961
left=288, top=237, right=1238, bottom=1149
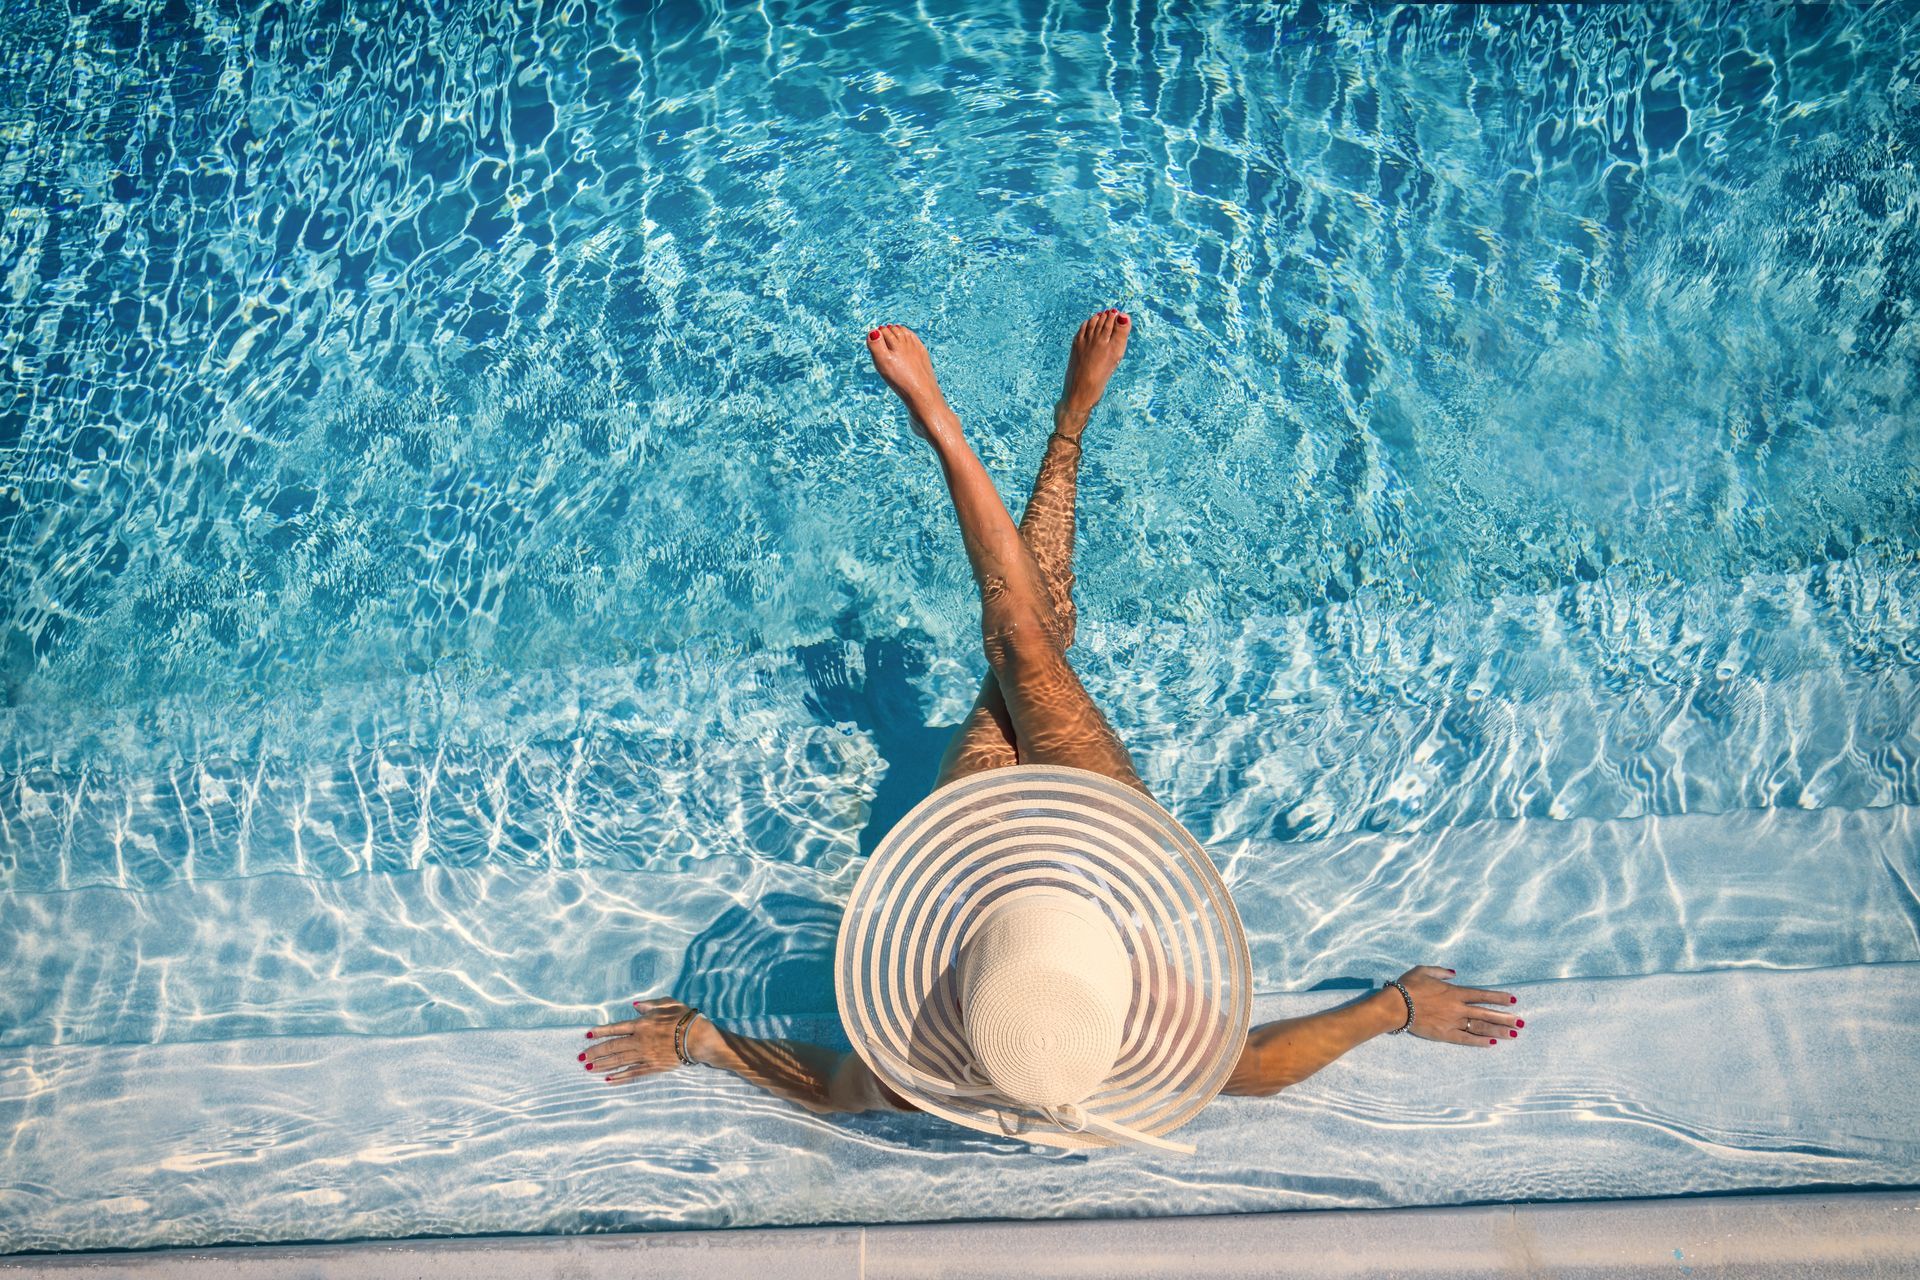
left=835, top=764, right=1252, bottom=1155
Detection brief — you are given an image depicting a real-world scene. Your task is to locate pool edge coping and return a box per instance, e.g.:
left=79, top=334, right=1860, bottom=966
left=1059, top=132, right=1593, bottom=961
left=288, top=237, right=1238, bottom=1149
left=3, top=1189, right=1916, bottom=1277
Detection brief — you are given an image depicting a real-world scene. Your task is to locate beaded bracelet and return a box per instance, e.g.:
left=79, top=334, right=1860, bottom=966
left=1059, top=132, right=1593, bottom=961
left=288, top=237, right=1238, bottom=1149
left=1384, top=979, right=1415, bottom=1035
left=672, top=1007, right=705, bottom=1066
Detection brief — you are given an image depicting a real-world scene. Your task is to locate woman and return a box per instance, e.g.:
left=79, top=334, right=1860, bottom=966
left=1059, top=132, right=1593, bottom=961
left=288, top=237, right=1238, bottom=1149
left=579, top=312, right=1521, bottom=1150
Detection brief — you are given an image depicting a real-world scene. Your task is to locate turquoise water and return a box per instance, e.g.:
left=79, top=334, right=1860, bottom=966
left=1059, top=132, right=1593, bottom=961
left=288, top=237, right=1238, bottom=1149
left=2, top=0, right=1918, bottom=1252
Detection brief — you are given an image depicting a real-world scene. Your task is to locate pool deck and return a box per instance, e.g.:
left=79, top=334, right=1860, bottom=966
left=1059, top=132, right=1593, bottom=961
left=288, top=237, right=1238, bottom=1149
left=3, top=1191, right=1915, bottom=1278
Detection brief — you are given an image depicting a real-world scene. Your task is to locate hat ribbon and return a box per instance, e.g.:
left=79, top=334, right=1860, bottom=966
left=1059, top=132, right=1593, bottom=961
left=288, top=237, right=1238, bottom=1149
left=867, top=1041, right=1198, bottom=1156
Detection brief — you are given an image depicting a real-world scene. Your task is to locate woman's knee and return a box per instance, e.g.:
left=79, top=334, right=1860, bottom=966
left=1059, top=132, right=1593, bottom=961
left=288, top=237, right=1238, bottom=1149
left=980, top=614, right=1062, bottom=680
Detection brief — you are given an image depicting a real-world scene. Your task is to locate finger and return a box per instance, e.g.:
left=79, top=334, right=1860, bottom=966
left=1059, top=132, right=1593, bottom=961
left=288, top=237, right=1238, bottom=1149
left=585, top=1046, right=642, bottom=1071
left=595, top=997, right=683, bottom=1035
left=606, top=1063, right=668, bottom=1084
left=587, top=1019, right=638, bottom=1039
left=1457, top=987, right=1516, bottom=1006
left=1432, top=1026, right=1495, bottom=1047
left=1461, top=1007, right=1518, bottom=1030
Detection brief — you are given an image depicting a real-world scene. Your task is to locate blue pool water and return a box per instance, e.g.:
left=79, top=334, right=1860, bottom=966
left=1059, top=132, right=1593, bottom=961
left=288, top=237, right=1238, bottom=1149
left=2, top=0, right=1918, bottom=1254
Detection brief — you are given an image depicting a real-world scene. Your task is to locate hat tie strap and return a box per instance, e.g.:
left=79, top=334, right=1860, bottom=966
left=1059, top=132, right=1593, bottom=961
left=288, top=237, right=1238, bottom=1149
left=869, top=1043, right=1000, bottom=1098
left=866, top=1043, right=1197, bottom=1156
left=1039, top=1101, right=1197, bottom=1156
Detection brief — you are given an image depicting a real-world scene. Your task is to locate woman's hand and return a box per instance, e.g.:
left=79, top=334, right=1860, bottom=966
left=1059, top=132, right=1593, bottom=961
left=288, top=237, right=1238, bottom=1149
left=580, top=996, right=703, bottom=1083
left=1393, top=965, right=1522, bottom=1046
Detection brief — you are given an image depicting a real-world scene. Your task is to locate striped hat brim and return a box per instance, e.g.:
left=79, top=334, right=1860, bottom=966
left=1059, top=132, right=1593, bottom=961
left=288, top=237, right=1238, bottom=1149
left=835, top=764, right=1252, bottom=1152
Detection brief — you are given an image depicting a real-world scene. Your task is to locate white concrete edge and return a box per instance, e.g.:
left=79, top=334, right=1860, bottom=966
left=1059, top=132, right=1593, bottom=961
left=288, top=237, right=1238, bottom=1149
left=2, top=1191, right=1916, bottom=1278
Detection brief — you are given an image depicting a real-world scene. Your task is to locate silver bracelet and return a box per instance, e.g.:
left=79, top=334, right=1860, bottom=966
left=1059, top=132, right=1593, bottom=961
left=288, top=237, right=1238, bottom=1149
left=673, top=1008, right=705, bottom=1067
left=1384, top=979, right=1415, bottom=1034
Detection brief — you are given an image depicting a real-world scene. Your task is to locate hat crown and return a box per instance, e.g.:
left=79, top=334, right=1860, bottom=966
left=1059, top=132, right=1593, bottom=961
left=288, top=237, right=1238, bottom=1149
left=959, top=888, right=1132, bottom=1108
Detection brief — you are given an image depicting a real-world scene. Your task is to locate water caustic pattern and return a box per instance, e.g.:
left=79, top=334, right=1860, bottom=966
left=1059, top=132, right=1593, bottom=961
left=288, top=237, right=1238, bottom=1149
left=0, top=6, right=1916, bottom=1011
left=4, top=0, right=1917, bottom=714
left=3, top=554, right=1917, bottom=895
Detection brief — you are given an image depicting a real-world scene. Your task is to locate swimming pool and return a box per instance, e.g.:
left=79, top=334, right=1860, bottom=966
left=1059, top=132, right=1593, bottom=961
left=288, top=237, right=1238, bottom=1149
left=2, top=0, right=1917, bottom=1254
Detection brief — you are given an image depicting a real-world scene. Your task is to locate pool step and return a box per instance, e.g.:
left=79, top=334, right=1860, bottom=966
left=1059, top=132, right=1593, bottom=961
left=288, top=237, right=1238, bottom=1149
left=1224, top=799, right=1920, bottom=993
left=7, top=801, right=1915, bottom=1048
left=1, top=962, right=1914, bottom=1254
left=5, top=553, right=1917, bottom=896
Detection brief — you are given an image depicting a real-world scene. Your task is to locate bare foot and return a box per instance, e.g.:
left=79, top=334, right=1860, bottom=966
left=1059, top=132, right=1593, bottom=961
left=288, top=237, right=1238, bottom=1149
left=1056, top=308, right=1131, bottom=437
left=866, top=324, right=958, bottom=442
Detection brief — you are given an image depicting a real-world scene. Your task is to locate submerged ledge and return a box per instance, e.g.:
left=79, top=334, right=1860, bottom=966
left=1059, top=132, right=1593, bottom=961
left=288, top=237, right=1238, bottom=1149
left=6, top=801, right=1916, bottom=1049
left=1, top=965, right=1915, bottom=1254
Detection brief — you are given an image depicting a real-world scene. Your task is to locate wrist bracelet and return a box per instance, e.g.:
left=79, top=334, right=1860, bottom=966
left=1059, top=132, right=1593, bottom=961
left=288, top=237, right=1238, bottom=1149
left=1384, top=979, right=1415, bottom=1034
left=673, top=1008, right=704, bottom=1067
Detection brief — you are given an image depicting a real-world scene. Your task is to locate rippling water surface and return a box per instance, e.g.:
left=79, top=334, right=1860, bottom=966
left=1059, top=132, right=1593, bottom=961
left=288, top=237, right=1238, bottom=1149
left=1, top=0, right=1918, bottom=1249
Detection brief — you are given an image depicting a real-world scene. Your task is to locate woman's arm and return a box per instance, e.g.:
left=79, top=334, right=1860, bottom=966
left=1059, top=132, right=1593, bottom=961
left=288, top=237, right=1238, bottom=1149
left=584, top=998, right=915, bottom=1115
left=1222, top=966, right=1519, bottom=1097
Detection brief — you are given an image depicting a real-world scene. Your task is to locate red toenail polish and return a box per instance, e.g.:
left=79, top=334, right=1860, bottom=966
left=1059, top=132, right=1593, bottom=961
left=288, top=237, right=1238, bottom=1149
left=1515, top=1019, right=1524, bottom=1028
left=577, top=1052, right=586, bottom=1062
left=868, top=329, right=878, bottom=340
left=1118, top=315, right=1129, bottom=325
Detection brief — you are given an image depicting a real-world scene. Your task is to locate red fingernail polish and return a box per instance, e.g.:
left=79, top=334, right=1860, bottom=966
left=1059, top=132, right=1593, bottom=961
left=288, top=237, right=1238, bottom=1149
left=1510, top=996, right=1517, bottom=1004
left=1447, top=969, right=1455, bottom=975
left=584, top=1062, right=593, bottom=1070
left=586, top=1031, right=594, bottom=1038
left=1509, top=1030, right=1518, bottom=1038
left=1515, top=1019, right=1524, bottom=1028
left=1489, top=1039, right=1498, bottom=1045
left=868, top=329, right=878, bottom=340
left=577, top=1052, right=586, bottom=1062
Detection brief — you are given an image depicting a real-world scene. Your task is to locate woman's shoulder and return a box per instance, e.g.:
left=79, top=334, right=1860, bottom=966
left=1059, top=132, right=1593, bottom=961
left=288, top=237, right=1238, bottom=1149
left=842, top=1050, right=923, bottom=1113
left=878, top=1078, right=922, bottom=1112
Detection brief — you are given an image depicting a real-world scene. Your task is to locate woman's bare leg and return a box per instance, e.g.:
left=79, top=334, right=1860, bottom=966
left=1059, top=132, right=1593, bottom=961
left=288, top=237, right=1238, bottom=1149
left=865, top=317, right=1145, bottom=793
left=934, top=311, right=1131, bottom=784
left=930, top=428, right=1081, bottom=782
